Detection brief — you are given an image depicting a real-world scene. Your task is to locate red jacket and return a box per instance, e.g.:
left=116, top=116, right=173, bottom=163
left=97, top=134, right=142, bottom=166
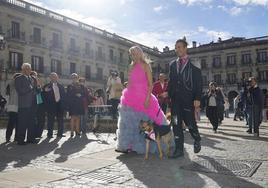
left=152, top=81, right=169, bottom=104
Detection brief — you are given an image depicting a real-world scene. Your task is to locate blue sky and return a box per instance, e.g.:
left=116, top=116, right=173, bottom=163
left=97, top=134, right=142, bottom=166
left=26, top=0, right=268, bottom=51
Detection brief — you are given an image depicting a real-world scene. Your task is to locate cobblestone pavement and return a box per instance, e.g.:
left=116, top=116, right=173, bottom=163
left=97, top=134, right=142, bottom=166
left=0, top=115, right=267, bottom=188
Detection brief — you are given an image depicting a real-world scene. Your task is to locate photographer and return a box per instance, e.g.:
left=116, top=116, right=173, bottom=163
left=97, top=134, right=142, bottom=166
left=106, top=71, right=123, bottom=119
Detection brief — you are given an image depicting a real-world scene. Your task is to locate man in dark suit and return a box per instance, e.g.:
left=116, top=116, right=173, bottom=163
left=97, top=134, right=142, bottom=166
left=168, top=39, right=202, bottom=158
left=15, top=63, right=37, bottom=145
left=43, top=72, right=66, bottom=138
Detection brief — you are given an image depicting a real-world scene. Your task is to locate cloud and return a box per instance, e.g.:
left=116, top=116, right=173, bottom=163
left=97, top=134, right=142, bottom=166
left=177, top=0, right=212, bottom=6
left=218, top=5, right=242, bottom=15
left=153, top=5, right=163, bottom=12
left=231, top=0, right=268, bottom=6
left=54, top=9, right=117, bottom=32
left=120, top=0, right=134, bottom=5
left=197, top=26, right=232, bottom=41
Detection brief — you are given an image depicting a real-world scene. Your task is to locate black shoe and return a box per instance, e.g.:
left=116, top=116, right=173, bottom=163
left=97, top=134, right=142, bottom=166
left=246, top=129, right=252, bottom=134
left=17, top=141, right=27, bottom=145
left=47, top=135, right=53, bottom=139
left=194, top=141, right=201, bottom=153
left=26, top=140, right=39, bottom=144
left=168, top=149, right=184, bottom=159
left=233, top=119, right=238, bottom=121
left=115, top=149, right=128, bottom=154
left=57, top=134, right=66, bottom=138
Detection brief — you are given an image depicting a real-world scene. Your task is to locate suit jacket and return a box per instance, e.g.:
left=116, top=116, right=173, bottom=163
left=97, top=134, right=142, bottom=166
left=167, top=58, right=202, bottom=105
left=152, top=81, right=168, bottom=104
left=43, top=82, right=66, bottom=112
left=15, top=74, right=36, bottom=108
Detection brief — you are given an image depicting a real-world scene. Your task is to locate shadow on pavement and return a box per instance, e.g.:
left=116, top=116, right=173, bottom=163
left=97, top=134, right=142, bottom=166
left=54, top=134, right=95, bottom=163
left=0, top=137, right=60, bottom=172
left=220, top=132, right=268, bottom=142
left=116, top=152, right=263, bottom=188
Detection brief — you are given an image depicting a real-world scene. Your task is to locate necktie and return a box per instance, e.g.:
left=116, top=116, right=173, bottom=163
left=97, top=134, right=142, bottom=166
left=52, top=83, right=60, bottom=102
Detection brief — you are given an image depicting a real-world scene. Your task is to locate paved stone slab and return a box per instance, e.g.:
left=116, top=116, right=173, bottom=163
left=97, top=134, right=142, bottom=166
left=0, top=167, right=67, bottom=188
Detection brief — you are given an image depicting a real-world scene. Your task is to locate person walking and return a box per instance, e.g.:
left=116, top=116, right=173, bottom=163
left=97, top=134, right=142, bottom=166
left=167, top=39, right=202, bottom=158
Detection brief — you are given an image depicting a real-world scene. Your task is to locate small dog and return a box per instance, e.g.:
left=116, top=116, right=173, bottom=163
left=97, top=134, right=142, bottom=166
left=139, top=114, right=172, bottom=160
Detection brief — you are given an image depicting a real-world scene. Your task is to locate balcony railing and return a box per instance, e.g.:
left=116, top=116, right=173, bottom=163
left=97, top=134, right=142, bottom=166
left=6, top=29, right=25, bottom=42
left=49, top=40, right=63, bottom=51
left=29, top=35, right=47, bottom=48
left=108, top=56, right=117, bottom=64
left=68, top=46, right=80, bottom=56
left=83, top=49, right=94, bottom=59
left=95, top=52, right=106, bottom=61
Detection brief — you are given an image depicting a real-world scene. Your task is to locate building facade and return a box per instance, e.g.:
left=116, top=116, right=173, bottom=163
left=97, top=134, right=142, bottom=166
left=161, top=37, right=268, bottom=106
left=0, top=0, right=267, bottom=106
left=0, top=0, right=162, bottom=92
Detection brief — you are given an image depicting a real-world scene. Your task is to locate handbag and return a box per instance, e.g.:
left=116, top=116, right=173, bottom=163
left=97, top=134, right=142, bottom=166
left=36, top=93, right=43, bottom=105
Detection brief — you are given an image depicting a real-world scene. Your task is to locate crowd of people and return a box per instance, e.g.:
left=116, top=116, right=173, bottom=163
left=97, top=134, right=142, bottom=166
left=1, top=40, right=267, bottom=157
left=2, top=63, right=118, bottom=145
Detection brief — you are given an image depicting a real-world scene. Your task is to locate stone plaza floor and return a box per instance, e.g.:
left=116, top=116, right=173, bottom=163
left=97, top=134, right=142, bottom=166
left=0, top=115, right=267, bottom=188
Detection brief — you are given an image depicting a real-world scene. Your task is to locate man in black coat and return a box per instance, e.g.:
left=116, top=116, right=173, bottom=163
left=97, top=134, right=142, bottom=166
left=15, top=63, right=37, bottom=145
left=168, top=39, right=202, bottom=158
left=43, top=72, right=66, bottom=138
left=247, top=77, right=263, bottom=137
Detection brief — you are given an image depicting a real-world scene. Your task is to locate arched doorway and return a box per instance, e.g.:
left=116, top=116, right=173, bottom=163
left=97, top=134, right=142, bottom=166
left=228, top=90, right=239, bottom=111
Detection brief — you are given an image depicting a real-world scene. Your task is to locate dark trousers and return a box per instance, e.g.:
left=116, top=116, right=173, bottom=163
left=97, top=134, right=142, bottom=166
left=35, top=104, right=46, bottom=138
left=160, top=103, right=168, bottom=114
left=110, top=98, right=120, bottom=118
left=6, top=112, right=18, bottom=141
left=47, top=103, right=64, bottom=137
left=172, top=97, right=201, bottom=152
left=17, top=107, right=35, bottom=143
left=248, top=105, right=261, bottom=134
left=206, top=106, right=218, bottom=131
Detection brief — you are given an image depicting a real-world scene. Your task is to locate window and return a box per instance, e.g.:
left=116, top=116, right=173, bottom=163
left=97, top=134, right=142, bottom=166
left=70, top=38, right=76, bottom=50
left=11, top=21, right=20, bottom=39
left=31, top=56, right=44, bottom=73
left=201, top=59, right=207, bottom=69
left=242, top=72, right=252, bottom=80
left=241, top=53, right=251, bottom=64
left=227, top=73, right=236, bottom=84
left=85, top=42, right=91, bottom=54
left=51, top=59, right=61, bottom=74
left=119, top=52, right=123, bottom=63
left=109, top=49, right=114, bottom=61
left=120, top=72, right=124, bottom=83
left=33, top=27, right=41, bottom=43
left=85, top=65, right=91, bottom=79
left=214, top=74, right=222, bottom=84
left=97, top=46, right=102, bottom=58
left=202, top=75, right=207, bottom=86
left=257, top=50, right=267, bottom=63
left=258, top=70, right=268, bottom=82
left=52, top=32, right=60, bottom=48
left=96, top=68, right=103, bottom=80
left=70, top=62, right=76, bottom=74
left=9, top=51, right=23, bottom=70
left=213, top=56, right=221, bottom=68
left=227, top=55, right=236, bottom=65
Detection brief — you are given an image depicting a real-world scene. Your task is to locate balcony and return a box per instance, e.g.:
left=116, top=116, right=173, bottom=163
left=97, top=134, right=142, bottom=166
left=95, top=52, right=106, bottom=62
left=29, top=35, right=47, bottom=48
left=6, top=29, right=26, bottom=43
left=241, top=60, right=252, bottom=66
left=83, top=49, right=94, bottom=59
left=108, top=56, right=117, bottom=64
left=225, top=63, right=237, bottom=68
left=49, top=40, right=63, bottom=52
left=68, top=46, right=80, bottom=56
left=256, top=58, right=268, bottom=65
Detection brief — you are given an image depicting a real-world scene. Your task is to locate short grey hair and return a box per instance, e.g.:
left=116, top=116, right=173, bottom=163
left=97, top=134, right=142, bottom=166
left=21, top=63, right=31, bottom=70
